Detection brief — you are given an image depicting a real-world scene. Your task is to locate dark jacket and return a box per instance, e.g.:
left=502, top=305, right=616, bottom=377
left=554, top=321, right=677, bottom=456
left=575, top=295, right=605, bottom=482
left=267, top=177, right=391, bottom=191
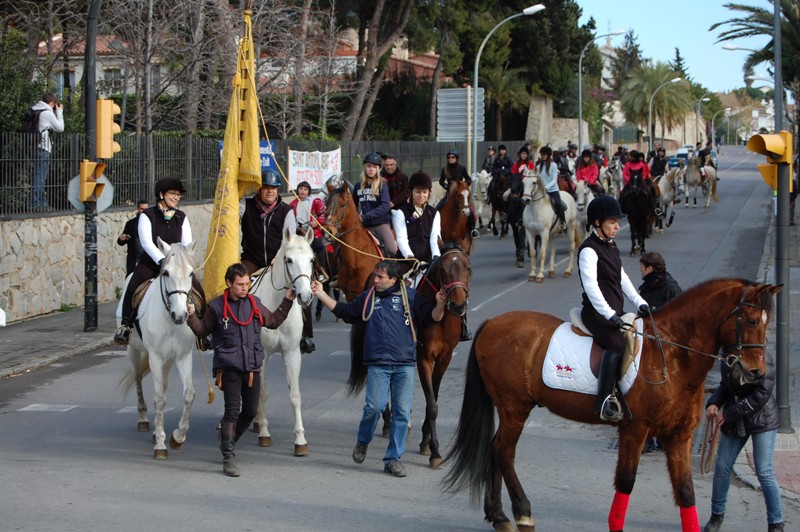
left=706, top=351, right=780, bottom=437
left=332, top=284, right=435, bottom=366
left=140, top=206, right=186, bottom=269
left=187, top=292, right=293, bottom=373
left=117, top=215, right=143, bottom=276
left=492, top=155, right=513, bottom=177
left=650, top=156, right=668, bottom=177
left=638, top=271, right=682, bottom=311
left=241, top=197, right=293, bottom=269
left=439, top=163, right=470, bottom=190
left=354, top=180, right=392, bottom=227
left=381, top=169, right=410, bottom=209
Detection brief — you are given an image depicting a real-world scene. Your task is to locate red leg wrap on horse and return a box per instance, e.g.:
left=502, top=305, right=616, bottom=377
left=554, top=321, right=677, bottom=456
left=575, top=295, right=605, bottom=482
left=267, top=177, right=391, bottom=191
left=608, top=491, right=630, bottom=531
left=679, top=506, right=700, bottom=531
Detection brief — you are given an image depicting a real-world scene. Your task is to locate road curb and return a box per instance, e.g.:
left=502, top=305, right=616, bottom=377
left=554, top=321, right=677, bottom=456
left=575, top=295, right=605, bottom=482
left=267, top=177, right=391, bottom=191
left=0, top=338, right=116, bottom=379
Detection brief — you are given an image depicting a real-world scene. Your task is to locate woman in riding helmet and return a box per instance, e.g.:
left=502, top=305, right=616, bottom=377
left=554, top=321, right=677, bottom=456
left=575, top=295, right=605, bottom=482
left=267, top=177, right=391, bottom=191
left=115, top=177, right=206, bottom=345
left=511, top=146, right=535, bottom=175
left=621, top=150, right=660, bottom=216
left=536, top=146, right=567, bottom=230
left=354, top=152, right=397, bottom=255
left=438, top=149, right=479, bottom=238
left=578, top=195, right=649, bottom=422
left=392, top=172, right=441, bottom=265
left=576, top=149, right=602, bottom=196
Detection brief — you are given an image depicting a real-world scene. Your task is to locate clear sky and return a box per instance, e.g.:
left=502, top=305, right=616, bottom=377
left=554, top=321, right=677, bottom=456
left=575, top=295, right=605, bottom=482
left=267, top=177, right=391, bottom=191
left=577, top=0, right=775, bottom=93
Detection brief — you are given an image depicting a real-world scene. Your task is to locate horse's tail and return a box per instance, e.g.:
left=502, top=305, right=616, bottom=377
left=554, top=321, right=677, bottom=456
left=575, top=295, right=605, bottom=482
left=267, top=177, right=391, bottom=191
left=346, top=320, right=368, bottom=396
left=711, top=175, right=719, bottom=202
left=441, top=321, right=495, bottom=506
left=118, top=355, right=150, bottom=399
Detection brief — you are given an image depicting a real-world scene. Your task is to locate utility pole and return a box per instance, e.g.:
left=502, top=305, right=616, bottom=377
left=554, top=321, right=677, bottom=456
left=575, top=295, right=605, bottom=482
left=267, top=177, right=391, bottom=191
left=84, top=0, right=101, bottom=331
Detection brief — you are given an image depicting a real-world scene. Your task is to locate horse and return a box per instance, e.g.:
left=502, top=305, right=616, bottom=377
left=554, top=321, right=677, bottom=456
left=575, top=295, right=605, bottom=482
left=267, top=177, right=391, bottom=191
left=487, top=172, right=511, bottom=238
left=439, top=178, right=474, bottom=254
left=443, top=278, right=780, bottom=532
left=118, top=239, right=197, bottom=460
left=683, top=156, right=718, bottom=208
left=249, top=228, right=316, bottom=456
left=475, top=169, right=492, bottom=229
left=520, top=170, right=582, bottom=283
left=619, top=179, right=652, bottom=256
left=323, top=180, right=383, bottom=302
left=574, top=179, right=596, bottom=239
left=653, top=167, right=686, bottom=233
left=601, top=158, right=623, bottom=197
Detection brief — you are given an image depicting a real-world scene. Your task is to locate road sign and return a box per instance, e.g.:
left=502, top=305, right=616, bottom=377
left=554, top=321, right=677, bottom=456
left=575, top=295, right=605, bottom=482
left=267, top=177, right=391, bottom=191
left=68, top=174, right=114, bottom=213
left=437, top=88, right=485, bottom=142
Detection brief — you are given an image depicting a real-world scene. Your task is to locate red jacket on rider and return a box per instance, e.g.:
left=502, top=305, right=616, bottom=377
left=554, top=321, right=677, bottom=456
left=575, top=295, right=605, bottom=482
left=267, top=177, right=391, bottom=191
left=622, top=161, right=650, bottom=186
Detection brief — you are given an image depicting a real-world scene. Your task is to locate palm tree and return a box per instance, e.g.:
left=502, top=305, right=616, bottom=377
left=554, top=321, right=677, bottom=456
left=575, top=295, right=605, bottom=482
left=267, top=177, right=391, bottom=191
left=619, top=62, right=691, bottom=143
left=481, top=64, right=530, bottom=139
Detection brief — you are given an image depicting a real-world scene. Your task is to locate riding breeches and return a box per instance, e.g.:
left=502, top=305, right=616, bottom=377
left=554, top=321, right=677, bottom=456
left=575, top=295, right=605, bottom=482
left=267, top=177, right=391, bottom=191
left=219, top=369, right=261, bottom=424
left=366, top=223, right=398, bottom=256
left=548, top=191, right=564, bottom=213
left=581, top=308, right=626, bottom=353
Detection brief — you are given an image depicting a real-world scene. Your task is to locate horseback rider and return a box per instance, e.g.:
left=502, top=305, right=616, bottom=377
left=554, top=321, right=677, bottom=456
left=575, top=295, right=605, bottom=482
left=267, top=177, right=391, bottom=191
left=355, top=152, right=398, bottom=255
left=621, top=150, right=660, bottom=217
left=488, top=144, right=512, bottom=200
left=555, top=146, right=576, bottom=198
left=578, top=195, right=649, bottom=422
left=576, top=149, right=602, bottom=196
left=437, top=149, right=480, bottom=238
left=511, top=146, right=535, bottom=175
left=481, top=145, right=496, bottom=173
left=536, top=146, right=567, bottom=231
left=648, top=146, right=669, bottom=178
left=114, top=177, right=207, bottom=346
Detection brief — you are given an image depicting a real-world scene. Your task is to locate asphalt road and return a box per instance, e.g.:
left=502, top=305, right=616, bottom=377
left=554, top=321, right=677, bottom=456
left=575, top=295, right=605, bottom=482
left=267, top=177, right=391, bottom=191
left=1, top=145, right=797, bottom=531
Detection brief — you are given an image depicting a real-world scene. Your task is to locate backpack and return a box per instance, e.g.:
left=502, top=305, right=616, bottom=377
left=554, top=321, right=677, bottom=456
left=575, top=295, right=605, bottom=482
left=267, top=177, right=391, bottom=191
left=21, top=107, right=45, bottom=137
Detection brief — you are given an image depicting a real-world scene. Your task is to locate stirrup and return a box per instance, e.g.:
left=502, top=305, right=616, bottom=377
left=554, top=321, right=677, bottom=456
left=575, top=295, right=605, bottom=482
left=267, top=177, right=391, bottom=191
left=600, top=395, right=623, bottom=422
left=470, top=229, right=480, bottom=239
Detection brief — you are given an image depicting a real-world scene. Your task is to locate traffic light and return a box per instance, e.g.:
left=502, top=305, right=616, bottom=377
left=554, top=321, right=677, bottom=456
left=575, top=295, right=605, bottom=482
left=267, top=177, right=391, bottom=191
left=747, top=130, right=793, bottom=191
left=79, top=160, right=106, bottom=202
left=96, top=98, right=121, bottom=159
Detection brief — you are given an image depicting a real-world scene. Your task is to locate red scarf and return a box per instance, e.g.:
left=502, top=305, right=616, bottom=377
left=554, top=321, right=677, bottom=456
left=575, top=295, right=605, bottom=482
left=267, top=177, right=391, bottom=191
left=222, top=290, right=264, bottom=327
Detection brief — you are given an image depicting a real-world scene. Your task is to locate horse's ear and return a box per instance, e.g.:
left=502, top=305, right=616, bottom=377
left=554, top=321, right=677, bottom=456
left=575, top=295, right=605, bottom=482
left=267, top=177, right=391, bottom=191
left=284, top=227, right=293, bottom=242
left=304, top=227, right=314, bottom=243
left=157, top=237, right=170, bottom=255
left=185, top=240, right=197, bottom=253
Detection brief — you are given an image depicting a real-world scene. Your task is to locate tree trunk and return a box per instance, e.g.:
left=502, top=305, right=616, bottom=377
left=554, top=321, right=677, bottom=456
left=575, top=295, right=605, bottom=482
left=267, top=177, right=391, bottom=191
left=428, top=56, right=443, bottom=137
left=494, top=104, right=503, bottom=140
left=353, top=64, right=387, bottom=141
left=290, top=0, right=313, bottom=137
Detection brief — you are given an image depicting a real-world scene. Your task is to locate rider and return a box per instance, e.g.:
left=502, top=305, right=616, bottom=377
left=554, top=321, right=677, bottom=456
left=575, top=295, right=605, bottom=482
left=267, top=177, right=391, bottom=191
left=621, top=150, right=660, bottom=216
left=114, top=177, right=207, bottom=346
left=392, top=172, right=441, bottom=266
left=536, top=146, right=567, bottom=231
left=355, top=152, right=398, bottom=256
left=488, top=144, right=512, bottom=199
left=438, top=149, right=479, bottom=239
left=481, top=145, right=497, bottom=173
left=511, top=146, right=535, bottom=175
left=576, top=149, right=602, bottom=196
left=555, top=146, right=576, bottom=198
left=578, top=195, right=649, bottom=422
left=648, top=146, right=669, bottom=179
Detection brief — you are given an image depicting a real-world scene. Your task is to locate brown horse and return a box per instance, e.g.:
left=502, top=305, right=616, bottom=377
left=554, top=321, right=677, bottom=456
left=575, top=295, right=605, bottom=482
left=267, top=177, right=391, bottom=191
left=443, top=278, right=780, bottom=532
left=323, top=181, right=382, bottom=302
left=439, top=179, right=474, bottom=254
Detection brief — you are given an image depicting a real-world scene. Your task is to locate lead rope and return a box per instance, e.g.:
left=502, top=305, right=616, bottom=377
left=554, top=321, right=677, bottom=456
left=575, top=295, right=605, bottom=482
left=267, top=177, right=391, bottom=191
left=700, top=415, right=722, bottom=475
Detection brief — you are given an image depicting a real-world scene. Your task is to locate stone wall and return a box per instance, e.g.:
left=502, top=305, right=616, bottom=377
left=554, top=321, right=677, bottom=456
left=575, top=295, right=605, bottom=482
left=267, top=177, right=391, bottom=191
left=524, top=95, right=553, bottom=145
left=0, top=203, right=212, bottom=323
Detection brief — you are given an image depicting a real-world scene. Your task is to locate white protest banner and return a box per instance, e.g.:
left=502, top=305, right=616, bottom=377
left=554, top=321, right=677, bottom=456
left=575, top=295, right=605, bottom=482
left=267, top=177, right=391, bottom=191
left=288, top=148, right=341, bottom=190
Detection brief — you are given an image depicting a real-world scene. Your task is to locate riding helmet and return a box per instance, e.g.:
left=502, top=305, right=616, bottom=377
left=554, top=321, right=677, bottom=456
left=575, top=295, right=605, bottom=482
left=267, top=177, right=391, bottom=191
left=569, top=143, right=578, bottom=150
left=261, top=169, right=282, bottom=187
left=498, top=144, right=507, bottom=151
left=539, top=146, right=552, bottom=156
left=558, top=146, right=568, bottom=153
left=628, top=150, right=640, bottom=160
left=408, top=171, right=433, bottom=190
left=447, top=149, right=460, bottom=158
left=518, top=146, right=529, bottom=155
left=154, top=177, right=186, bottom=198
left=363, top=152, right=382, bottom=166
left=587, top=195, right=625, bottom=227
left=581, top=149, right=593, bottom=158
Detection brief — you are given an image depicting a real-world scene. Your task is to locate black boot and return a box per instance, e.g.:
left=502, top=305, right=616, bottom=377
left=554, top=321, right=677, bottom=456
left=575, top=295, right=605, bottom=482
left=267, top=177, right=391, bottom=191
left=220, top=421, right=240, bottom=477
left=703, top=513, right=724, bottom=532
left=234, top=419, right=250, bottom=443
left=768, top=523, right=784, bottom=532
left=301, top=306, right=316, bottom=354
left=595, top=350, right=623, bottom=422
left=460, top=316, right=472, bottom=342
left=114, top=306, right=134, bottom=345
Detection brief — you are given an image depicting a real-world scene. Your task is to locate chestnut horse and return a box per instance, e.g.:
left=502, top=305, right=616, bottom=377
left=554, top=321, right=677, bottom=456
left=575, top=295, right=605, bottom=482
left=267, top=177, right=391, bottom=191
left=443, top=278, right=780, bottom=532
left=323, top=181, right=382, bottom=302
left=439, top=179, right=474, bottom=254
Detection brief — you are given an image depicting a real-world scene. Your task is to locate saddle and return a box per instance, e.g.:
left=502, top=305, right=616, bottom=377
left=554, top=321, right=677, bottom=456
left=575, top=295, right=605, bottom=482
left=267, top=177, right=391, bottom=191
left=569, top=308, right=640, bottom=378
left=130, top=278, right=206, bottom=317
left=366, top=229, right=391, bottom=259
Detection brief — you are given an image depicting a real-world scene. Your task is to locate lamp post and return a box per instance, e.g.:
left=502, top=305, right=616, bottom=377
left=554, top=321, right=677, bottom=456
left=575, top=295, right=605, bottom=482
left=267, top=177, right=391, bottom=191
left=647, top=77, right=681, bottom=156
left=471, top=4, right=546, bottom=177
left=695, top=92, right=711, bottom=142
left=578, top=29, right=625, bottom=152
left=710, top=107, right=732, bottom=147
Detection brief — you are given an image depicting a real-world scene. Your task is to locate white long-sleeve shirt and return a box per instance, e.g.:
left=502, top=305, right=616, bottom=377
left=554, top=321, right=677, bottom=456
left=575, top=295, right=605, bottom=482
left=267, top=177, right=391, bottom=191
left=391, top=208, right=441, bottom=260
left=138, top=213, right=193, bottom=264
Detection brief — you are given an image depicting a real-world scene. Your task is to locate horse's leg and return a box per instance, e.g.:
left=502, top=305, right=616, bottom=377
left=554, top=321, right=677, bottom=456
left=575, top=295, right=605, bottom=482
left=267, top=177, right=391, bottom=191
left=417, top=347, right=436, bottom=458
left=526, top=229, right=538, bottom=282
left=168, top=351, right=195, bottom=451
left=609, top=426, right=649, bottom=532
left=426, top=347, right=454, bottom=469
left=256, top=353, right=273, bottom=447
left=281, top=348, right=308, bottom=456
left=130, top=347, right=149, bottom=432
left=659, top=432, right=701, bottom=531
left=547, top=230, right=556, bottom=278
left=490, top=409, right=535, bottom=531
left=564, top=223, right=577, bottom=277
left=149, top=358, right=169, bottom=460
left=536, top=232, right=548, bottom=283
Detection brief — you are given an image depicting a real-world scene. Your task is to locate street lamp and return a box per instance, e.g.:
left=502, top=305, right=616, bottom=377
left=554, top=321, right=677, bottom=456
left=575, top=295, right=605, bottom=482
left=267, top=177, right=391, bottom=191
left=647, top=77, right=681, bottom=156
left=695, top=92, right=711, bottom=142
left=710, top=107, right=731, bottom=146
left=471, top=4, right=546, bottom=177
left=578, top=29, right=625, bottom=152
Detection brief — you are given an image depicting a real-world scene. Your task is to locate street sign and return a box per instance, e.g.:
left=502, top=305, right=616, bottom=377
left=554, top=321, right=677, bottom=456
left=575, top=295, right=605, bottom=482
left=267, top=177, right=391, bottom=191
left=437, top=88, right=485, bottom=142
left=68, top=174, right=114, bottom=213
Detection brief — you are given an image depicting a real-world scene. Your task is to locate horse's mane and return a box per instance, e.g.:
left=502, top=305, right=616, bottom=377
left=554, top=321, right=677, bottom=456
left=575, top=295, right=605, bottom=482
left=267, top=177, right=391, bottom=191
left=160, top=242, right=193, bottom=274
left=655, top=277, right=771, bottom=316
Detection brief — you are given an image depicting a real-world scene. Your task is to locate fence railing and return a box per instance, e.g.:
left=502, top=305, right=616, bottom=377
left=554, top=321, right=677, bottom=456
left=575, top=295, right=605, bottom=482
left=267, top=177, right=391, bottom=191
left=0, top=133, right=522, bottom=219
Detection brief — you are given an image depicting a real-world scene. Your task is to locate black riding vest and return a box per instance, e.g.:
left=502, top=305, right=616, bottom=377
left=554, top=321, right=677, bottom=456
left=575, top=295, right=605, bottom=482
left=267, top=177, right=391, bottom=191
left=140, top=206, right=186, bottom=269
left=650, top=157, right=668, bottom=177
left=399, top=202, right=436, bottom=262
left=579, top=233, right=624, bottom=316
left=241, top=198, right=292, bottom=268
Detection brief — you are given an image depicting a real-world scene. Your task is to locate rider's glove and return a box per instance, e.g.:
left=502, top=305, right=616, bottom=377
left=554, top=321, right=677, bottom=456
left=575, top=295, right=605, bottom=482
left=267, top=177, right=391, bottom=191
left=638, top=304, right=651, bottom=317
left=608, top=314, right=624, bottom=329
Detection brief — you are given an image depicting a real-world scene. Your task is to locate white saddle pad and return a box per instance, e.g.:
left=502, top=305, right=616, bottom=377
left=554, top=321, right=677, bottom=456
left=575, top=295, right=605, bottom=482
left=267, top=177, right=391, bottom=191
left=542, top=320, right=643, bottom=395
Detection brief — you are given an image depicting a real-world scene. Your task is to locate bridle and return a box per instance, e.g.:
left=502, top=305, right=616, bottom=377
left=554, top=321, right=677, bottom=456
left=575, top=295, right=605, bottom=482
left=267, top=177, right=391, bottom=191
left=271, top=254, right=313, bottom=291
left=158, top=253, right=192, bottom=313
left=323, top=189, right=359, bottom=239
left=424, top=248, right=471, bottom=317
left=521, top=175, right=546, bottom=203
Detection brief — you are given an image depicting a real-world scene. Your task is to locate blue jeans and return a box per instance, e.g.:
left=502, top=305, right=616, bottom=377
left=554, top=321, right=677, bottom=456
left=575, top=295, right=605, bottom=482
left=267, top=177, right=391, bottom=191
left=356, top=364, right=414, bottom=463
left=711, top=428, right=782, bottom=524
left=32, top=148, right=50, bottom=208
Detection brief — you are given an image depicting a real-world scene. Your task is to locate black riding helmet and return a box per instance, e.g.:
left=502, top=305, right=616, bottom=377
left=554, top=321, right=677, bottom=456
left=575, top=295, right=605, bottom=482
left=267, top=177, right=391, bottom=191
left=587, top=195, right=625, bottom=227
left=408, top=171, right=432, bottom=190
left=447, top=149, right=460, bottom=159
left=261, top=169, right=281, bottom=187
left=363, top=152, right=382, bottom=166
left=154, top=177, right=186, bottom=198
left=539, top=146, right=552, bottom=157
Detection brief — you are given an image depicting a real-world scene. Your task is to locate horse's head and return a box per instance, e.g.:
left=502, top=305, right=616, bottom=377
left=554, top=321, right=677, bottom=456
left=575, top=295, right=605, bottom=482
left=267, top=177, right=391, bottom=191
left=575, top=180, right=593, bottom=211
left=323, top=180, right=356, bottom=238
left=521, top=173, right=540, bottom=204
left=157, top=238, right=196, bottom=325
left=446, top=179, right=472, bottom=218
left=476, top=170, right=490, bottom=198
left=435, top=246, right=471, bottom=317
left=278, top=228, right=315, bottom=308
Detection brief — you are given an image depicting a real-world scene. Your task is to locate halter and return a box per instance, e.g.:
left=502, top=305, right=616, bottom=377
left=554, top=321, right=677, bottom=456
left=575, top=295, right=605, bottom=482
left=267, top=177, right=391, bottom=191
left=422, top=248, right=471, bottom=317
left=158, top=254, right=192, bottom=313
left=521, top=175, right=547, bottom=203
left=271, top=254, right=313, bottom=291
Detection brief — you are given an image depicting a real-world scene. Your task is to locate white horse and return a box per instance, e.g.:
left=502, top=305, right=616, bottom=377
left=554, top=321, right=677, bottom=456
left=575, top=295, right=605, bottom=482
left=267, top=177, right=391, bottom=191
left=474, top=169, right=492, bottom=228
left=251, top=228, right=315, bottom=457
left=684, top=156, right=718, bottom=208
left=574, top=179, right=595, bottom=239
left=601, top=157, right=623, bottom=197
left=653, top=166, right=686, bottom=232
left=119, top=239, right=197, bottom=460
left=521, top=171, right=582, bottom=283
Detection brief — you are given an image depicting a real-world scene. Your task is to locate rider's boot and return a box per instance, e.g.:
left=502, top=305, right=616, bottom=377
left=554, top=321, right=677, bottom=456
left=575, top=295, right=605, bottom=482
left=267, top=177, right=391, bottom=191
left=595, top=350, right=623, bottom=422
left=460, top=315, right=473, bottom=342
left=220, top=421, right=240, bottom=477
left=468, top=208, right=480, bottom=239
left=301, top=306, right=316, bottom=354
left=234, top=419, right=251, bottom=443
left=114, top=299, right=134, bottom=345
left=558, top=205, right=567, bottom=232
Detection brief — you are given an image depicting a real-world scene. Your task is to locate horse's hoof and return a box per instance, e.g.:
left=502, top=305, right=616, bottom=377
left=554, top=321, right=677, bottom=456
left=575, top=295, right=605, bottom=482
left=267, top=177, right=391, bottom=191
left=137, top=421, right=150, bottom=432
left=548, top=271, right=555, bottom=278
left=294, top=444, right=309, bottom=457
left=169, top=434, right=184, bottom=451
left=429, top=456, right=444, bottom=469
left=420, top=444, right=431, bottom=456
left=493, top=521, right=516, bottom=532
left=516, top=261, right=524, bottom=268
left=563, top=271, right=572, bottom=278
left=154, top=449, right=168, bottom=460
left=536, top=277, right=543, bottom=283
left=528, top=275, right=536, bottom=282
left=381, top=427, right=390, bottom=438
left=258, top=436, right=273, bottom=447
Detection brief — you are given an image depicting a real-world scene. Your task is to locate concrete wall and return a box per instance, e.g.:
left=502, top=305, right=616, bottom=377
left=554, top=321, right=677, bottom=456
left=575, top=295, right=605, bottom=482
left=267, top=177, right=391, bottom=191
left=551, top=118, right=586, bottom=149
left=524, top=95, right=553, bottom=145
left=0, top=203, right=212, bottom=323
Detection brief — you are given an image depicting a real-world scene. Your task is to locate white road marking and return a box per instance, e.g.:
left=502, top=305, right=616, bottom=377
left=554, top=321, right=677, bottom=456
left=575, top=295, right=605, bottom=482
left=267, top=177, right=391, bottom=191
left=18, top=404, right=78, bottom=412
